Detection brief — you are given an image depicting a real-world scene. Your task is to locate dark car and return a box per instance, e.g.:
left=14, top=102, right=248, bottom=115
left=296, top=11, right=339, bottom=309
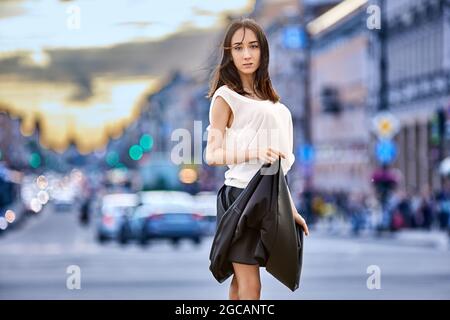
left=133, top=191, right=205, bottom=247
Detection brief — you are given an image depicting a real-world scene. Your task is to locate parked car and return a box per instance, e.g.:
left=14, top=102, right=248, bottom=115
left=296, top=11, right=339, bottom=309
left=95, top=193, right=139, bottom=244
left=194, top=191, right=217, bottom=236
left=0, top=166, right=27, bottom=235
left=132, top=190, right=205, bottom=247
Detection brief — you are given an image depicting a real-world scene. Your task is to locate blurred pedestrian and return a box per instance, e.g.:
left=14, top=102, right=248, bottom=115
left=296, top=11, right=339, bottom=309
left=79, top=179, right=93, bottom=227
left=349, top=193, right=367, bottom=236
left=79, top=197, right=91, bottom=226
left=416, top=185, right=434, bottom=230
left=436, top=179, right=450, bottom=230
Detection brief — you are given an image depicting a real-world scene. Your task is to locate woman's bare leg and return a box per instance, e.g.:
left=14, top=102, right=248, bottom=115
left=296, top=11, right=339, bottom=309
left=229, top=274, right=239, bottom=300
left=232, top=262, right=261, bottom=300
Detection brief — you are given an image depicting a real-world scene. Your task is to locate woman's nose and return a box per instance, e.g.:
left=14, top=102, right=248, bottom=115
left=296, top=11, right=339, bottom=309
left=243, top=47, right=251, bottom=57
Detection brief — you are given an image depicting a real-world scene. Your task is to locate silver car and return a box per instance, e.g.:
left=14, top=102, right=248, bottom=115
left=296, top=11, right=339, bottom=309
left=96, top=193, right=139, bottom=244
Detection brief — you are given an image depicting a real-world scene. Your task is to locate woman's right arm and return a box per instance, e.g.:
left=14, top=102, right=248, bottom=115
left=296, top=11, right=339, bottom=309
left=205, top=96, right=253, bottom=166
left=205, top=96, right=286, bottom=166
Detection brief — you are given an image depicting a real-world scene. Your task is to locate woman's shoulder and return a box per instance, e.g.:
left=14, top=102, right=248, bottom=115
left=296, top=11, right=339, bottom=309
left=275, top=99, right=290, bottom=112
left=213, top=84, right=233, bottom=97
left=210, top=85, right=233, bottom=103
left=210, top=85, right=240, bottom=110
left=208, top=85, right=239, bottom=119
left=215, top=85, right=251, bottom=100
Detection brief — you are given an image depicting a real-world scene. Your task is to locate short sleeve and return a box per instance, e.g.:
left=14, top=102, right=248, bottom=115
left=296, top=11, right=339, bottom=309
left=206, top=86, right=237, bottom=132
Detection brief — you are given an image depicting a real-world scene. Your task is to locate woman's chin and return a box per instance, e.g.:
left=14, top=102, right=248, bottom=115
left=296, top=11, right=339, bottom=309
left=238, top=69, right=256, bottom=75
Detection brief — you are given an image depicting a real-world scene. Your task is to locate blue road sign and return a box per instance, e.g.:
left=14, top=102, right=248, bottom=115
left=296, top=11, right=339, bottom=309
left=297, top=143, right=315, bottom=164
left=282, top=26, right=307, bottom=49
left=375, top=139, right=397, bottom=164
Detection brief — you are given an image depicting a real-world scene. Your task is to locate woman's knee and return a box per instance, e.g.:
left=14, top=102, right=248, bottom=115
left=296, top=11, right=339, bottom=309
left=240, top=278, right=261, bottom=292
left=232, top=263, right=261, bottom=291
left=229, top=276, right=239, bottom=300
left=238, top=281, right=261, bottom=299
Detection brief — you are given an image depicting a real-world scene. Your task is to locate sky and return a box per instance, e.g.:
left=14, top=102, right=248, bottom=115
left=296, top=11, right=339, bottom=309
left=0, top=0, right=252, bottom=53
left=0, top=0, right=253, bottom=153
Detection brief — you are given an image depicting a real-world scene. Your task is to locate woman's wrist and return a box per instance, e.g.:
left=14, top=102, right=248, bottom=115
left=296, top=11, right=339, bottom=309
left=293, top=211, right=303, bottom=222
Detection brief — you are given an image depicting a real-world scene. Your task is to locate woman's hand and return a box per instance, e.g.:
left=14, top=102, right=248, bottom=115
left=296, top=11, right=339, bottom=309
left=293, top=210, right=309, bottom=236
left=247, top=147, right=286, bottom=164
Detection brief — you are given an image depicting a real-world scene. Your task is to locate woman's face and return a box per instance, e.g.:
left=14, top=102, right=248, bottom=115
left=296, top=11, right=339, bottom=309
left=230, top=27, right=260, bottom=77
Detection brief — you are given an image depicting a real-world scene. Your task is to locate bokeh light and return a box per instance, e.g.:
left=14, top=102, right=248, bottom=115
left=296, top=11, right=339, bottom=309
left=30, top=198, right=43, bottom=213
left=36, top=175, right=48, bottom=190
left=5, top=210, right=16, bottom=223
left=129, top=145, right=143, bottom=161
left=37, top=190, right=50, bottom=205
left=179, top=168, right=197, bottom=184
left=0, top=217, right=7, bottom=230
left=29, top=153, right=41, bottom=169
left=140, top=134, right=154, bottom=152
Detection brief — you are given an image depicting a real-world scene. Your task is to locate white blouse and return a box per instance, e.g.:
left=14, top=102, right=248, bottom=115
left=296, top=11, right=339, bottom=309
left=206, top=85, right=296, bottom=189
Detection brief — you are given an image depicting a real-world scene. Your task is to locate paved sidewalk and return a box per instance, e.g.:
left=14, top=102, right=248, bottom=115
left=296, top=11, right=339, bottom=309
left=311, top=218, right=450, bottom=250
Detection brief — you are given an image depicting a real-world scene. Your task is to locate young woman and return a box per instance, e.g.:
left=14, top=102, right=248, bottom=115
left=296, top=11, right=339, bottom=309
left=205, top=18, right=309, bottom=300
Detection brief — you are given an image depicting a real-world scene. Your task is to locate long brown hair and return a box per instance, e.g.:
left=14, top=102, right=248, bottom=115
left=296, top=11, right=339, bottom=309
left=207, top=18, right=280, bottom=103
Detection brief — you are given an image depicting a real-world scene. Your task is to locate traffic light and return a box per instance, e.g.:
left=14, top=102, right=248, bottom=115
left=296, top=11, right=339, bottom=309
left=321, top=86, right=341, bottom=114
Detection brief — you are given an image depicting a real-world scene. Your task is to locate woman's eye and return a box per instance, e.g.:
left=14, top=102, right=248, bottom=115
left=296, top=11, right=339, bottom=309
left=251, top=45, right=259, bottom=49
left=234, top=46, right=242, bottom=51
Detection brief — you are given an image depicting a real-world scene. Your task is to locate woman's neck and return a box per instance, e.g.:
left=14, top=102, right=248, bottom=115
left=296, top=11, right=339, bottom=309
left=240, top=74, right=254, bottom=91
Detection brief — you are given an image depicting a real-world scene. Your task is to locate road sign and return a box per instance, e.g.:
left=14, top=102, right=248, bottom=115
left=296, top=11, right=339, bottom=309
left=282, top=26, right=307, bottom=49
left=297, top=143, right=315, bottom=164
left=375, top=139, right=397, bottom=164
left=372, top=112, right=400, bottom=139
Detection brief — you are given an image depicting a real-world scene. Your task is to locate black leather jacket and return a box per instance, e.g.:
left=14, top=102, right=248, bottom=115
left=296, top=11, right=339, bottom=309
left=209, top=157, right=304, bottom=292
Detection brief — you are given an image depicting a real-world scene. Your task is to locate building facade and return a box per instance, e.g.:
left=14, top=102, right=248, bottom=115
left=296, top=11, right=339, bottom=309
left=371, top=0, right=450, bottom=193
left=309, top=1, right=373, bottom=194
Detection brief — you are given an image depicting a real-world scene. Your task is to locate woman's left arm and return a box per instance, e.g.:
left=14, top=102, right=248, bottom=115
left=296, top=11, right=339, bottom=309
left=287, top=184, right=309, bottom=236
left=285, top=112, right=308, bottom=235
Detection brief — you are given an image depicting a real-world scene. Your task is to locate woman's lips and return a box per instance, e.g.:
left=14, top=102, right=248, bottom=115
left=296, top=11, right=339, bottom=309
left=243, top=63, right=253, bottom=68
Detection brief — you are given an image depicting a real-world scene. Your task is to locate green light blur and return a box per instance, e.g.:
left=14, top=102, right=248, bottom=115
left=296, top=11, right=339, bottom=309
left=30, top=153, right=41, bottom=168
left=106, top=151, right=119, bottom=166
left=140, top=134, right=154, bottom=152
left=129, top=145, right=143, bottom=161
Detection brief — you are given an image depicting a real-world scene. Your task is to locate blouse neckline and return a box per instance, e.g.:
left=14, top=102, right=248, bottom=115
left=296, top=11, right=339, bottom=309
left=222, top=85, right=274, bottom=104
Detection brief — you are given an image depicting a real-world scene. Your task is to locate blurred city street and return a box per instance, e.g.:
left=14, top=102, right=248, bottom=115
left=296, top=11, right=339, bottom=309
left=1, top=204, right=449, bottom=300
left=1, top=0, right=450, bottom=301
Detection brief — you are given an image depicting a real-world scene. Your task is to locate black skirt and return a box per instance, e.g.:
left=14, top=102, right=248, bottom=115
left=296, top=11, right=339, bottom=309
left=216, top=184, right=265, bottom=266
